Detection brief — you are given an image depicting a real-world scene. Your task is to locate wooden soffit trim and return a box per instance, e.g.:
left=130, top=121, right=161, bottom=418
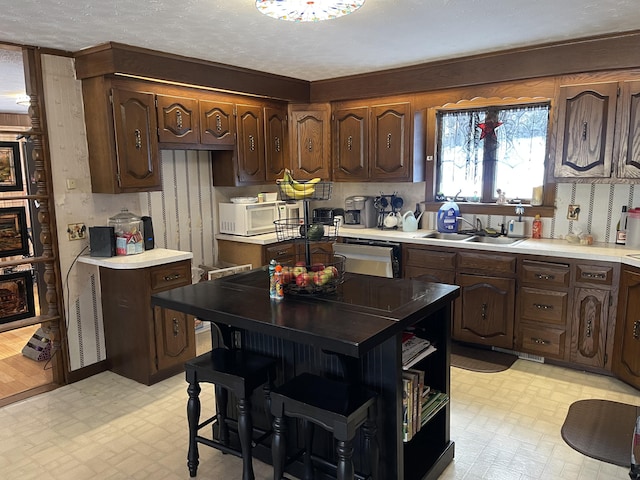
left=73, top=42, right=310, bottom=103
left=311, top=30, right=640, bottom=102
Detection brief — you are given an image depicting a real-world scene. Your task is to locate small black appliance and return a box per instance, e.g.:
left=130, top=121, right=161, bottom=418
left=141, top=216, right=155, bottom=250
left=89, top=226, right=116, bottom=257
left=312, top=208, right=334, bottom=225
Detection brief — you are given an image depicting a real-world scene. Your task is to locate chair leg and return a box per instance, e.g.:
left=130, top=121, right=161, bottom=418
left=362, top=406, right=378, bottom=480
left=302, top=419, right=315, bottom=480
left=215, top=385, right=229, bottom=446
left=335, top=439, right=354, bottom=480
left=187, top=380, right=201, bottom=477
left=272, top=415, right=287, bottom=480
left=237, top=397, right=255, bottom=480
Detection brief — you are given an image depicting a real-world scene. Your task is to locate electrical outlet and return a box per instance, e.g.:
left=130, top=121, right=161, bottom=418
left=67, top=223, right=86, bottom=240
left=567, top=204, right=580, bottom=220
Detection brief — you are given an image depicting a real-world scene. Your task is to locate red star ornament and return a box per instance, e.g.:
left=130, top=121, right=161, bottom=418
left=477, top=120, right=503, bottom=140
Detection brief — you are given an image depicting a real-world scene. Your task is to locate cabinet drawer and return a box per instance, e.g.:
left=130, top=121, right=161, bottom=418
left=519, top=287, right=568, bottom=325
left=519, top=324, right=566, bottom=359
left=457, top=251, right=516, bottom=275
left=575, top=264, right=614, bottom=286
left=150, top=261, right=191, bottom=293
left=404, top=265, right=456, bottom=284
left=404, top=247, right=455, bottom=269
left=521, top=260, right=570, bottom=288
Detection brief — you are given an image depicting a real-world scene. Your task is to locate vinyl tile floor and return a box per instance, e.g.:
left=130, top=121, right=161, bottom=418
left=1, top=349, right=639, bottom=479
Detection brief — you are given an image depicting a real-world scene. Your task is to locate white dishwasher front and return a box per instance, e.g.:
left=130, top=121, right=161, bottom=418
left=333, top=242, right=395, bottom=278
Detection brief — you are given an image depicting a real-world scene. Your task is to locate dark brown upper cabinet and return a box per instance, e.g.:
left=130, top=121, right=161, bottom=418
left=200, top=100, right=235, bottom=146
left=157, top=95, right=199, bottom=144
left=264, top=105, right=288, bottom=181
left=236, top=104, right=266, bottom=184
left=290, top=105, right=331, bottom=180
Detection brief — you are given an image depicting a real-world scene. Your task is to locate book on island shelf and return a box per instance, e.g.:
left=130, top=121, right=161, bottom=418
left=402, top=331, right=436, bottom=369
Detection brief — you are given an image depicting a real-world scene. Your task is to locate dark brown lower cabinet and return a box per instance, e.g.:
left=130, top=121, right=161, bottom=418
left=612, top=267, right=640, bottom=389
left=100, top=259, right=195, bottom=385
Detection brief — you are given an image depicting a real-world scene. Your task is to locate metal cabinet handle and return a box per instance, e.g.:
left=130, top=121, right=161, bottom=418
left=249, top=135, right=255, bottom=151
left=582, top=121, right=588, bottom=140
left=215, top=114, right=222, bottom=132
left=163, top=273, right=182, bottom=281
left=531, top=337, right=550, bottom=345
left=387, top=133, right=392, bottom=149
left=307, top=139, right=313, bottom=152
left=633, top=320, right=640, bottom=340
left=534, top=273, right=555, bottom=280
left=586, top=319, right=592, bottom=338
left=534, top=303, right=554, bottom=310
left=347, top=135, right=353, bottom=151
left=582, top=272, right=606, bottom=279
left=173, top=318, right=180, bottom=337
left=134, top=129, right=142, bottom=150
left=176, top=110, right=183, bottom=129
left=275, top=136, right=281, bottom=153
left=480, top=303, right=487, bottom=320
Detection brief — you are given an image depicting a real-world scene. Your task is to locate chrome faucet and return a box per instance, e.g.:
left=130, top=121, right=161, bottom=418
left=456, top=216, right=484, bottom=233
left=456, top=216, right=476, bottom=231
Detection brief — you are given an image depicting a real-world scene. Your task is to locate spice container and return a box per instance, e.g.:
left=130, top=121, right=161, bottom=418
left=108, top=208, right=144, bottom=256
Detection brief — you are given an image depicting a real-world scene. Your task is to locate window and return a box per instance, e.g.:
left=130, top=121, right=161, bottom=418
left=436, top=103, right=550, bottom=203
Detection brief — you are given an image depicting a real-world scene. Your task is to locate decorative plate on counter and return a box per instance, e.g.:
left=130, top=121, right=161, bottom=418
left=230, top=197, right=258, bottom=204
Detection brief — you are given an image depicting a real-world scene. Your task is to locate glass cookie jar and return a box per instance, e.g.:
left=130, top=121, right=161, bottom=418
left=108, top=208, right=144, bottom=256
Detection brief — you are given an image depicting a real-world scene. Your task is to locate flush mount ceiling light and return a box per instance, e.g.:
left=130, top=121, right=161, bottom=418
left=15, top=94, right=30, bottom=106
left=256, top=0, right=365, bottom=22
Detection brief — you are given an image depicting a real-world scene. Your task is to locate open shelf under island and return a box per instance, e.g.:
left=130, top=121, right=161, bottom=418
left=152, top=268, right=459, bottom=480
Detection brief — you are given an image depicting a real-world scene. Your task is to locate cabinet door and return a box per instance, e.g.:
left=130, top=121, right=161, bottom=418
left=157, top=95, right=199, bottom=144
left=236, top=104, right=266, bottom=183
left=200, top=100, right=235, bottom=146
left=333, top=107, right=369, bottom=181
left=554, top=82, right=618, bottom=178
left=612, top=269, right=640, bottom=389
left=264, top=106, right=289, bottom=181
left=616, top=80, right=640, bottom=179
left=111, top=88, right=161, bottom=191
left=454, top=273, right=515, bottom=349
left=370, top=103, right=411, bottom=180
left=291, top=109, right=331, bottom=180
left=153, top=306, right=196, bottom=372
left=570, top=288, right=610, bottom=368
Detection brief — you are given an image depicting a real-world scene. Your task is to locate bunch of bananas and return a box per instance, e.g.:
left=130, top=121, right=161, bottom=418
left=277, top=169, right=321, bottom=200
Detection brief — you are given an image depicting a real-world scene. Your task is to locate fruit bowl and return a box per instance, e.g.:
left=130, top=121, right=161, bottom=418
left=279, top=254, right=345, bottom=296
left=276, top=180, right=333, bottom=201
left=274, top=218, right=340, bottom=242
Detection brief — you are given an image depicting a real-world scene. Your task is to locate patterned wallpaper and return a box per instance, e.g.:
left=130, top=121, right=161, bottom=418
left=40, top=54, right=637, bottom=372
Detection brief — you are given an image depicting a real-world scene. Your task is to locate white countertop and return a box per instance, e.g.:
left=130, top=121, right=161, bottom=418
left=77, top=248, right=193, bottom=269
left=215, top=228, right=640, bottom=268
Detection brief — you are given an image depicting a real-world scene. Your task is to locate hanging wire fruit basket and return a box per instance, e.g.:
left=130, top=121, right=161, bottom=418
left=279, top=253, right=346, bottom=296
left=276, top=180, right=333, bottom=202
left=274, top=218, right=340, bottom=242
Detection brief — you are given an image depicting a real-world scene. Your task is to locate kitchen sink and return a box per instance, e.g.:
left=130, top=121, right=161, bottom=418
left=423, top=232, right=476, bottom=241
left=465, top=235, right=525, bottom=245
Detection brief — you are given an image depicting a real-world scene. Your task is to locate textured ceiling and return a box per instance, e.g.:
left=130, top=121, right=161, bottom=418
left=2, top=0, right=640, bottom=113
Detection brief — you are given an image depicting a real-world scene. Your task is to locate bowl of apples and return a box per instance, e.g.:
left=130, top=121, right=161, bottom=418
left=279, top=254, right=345, bottom=295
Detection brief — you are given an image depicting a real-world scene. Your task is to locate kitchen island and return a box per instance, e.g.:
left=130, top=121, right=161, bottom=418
left=152, top=267, right=459, bottom=480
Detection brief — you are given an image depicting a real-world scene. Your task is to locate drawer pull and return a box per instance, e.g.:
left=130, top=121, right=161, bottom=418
left=534, top=273, right=555, bottom=280
left=173, top=318, right=180, bottom=337
left=215, top=114, right=222, bottom=132
left=531, top=337, right=550, bottom=345
left=176, top=110, right=183, bottom=129
left=634, top=320, right=640, bottom=340
left=582, top=272, right=606, bottom=279
left=163, top=273, right=182, bottom=281
left=533, top=303, right=554, bottom=310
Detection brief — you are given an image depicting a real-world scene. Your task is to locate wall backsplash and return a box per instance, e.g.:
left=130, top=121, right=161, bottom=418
left=40, top=53, right=637, bottom=373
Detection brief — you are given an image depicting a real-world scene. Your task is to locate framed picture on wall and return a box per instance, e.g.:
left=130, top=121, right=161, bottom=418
left=0, top=270, right=35, bottom=324
left=0, top=207, right=29, bottom=258
left=0, top=141, right=23, bottom=192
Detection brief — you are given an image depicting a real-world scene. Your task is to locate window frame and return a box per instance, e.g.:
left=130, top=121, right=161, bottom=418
left=424, top=96, right=556, bottom=217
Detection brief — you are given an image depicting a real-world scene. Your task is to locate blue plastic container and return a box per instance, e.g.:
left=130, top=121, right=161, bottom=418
left=437, top=201, right=460, bottom=233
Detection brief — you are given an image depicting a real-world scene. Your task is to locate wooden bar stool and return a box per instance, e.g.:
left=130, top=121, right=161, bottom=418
left=185, top=348, right=276, bottom=480
left=270, top=372, right=378, bottom=480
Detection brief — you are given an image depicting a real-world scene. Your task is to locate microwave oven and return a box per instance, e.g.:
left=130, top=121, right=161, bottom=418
left=219, top=201, right=302, bottom=236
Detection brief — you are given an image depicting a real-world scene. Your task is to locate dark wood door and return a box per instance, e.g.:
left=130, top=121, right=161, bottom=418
left=612, top=268, right=640, bottom=389
left=554, top=82, right=617, bottom=178
left=454, top=273, right=515, bottom=349
left=236, top=104, right=265, bottom=183
left=333, top=107, right=369, bottom=181
left=200, top=100, right=235, bottom=146
left=570, top=288, right=610, bottom=368
left=153, top=307, right=196, bottom=372
left=157, top=95, right=199, bottom=144
left=370, top=103, right=411, bottom=181
left=616, top=80, right=640, bottom=179
left=291, top=109, right=331, bottom=180
left=264, top=105, right=288, bottom=181
left=111, top=88, right=161, bottom=191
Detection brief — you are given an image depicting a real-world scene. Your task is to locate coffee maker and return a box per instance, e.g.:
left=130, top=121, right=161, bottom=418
left=344, top=196, right=376, bottom=228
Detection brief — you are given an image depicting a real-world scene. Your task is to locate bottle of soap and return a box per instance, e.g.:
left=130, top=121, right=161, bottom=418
left=532, top=214, right=542, bottom=239
left=616, top=206, right=628, bottom=245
